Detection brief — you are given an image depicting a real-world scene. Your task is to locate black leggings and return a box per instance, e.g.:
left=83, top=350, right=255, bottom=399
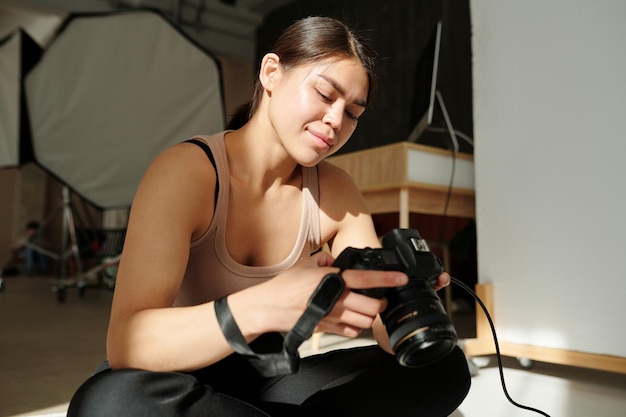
left=68, top=342, right=470, bottom=417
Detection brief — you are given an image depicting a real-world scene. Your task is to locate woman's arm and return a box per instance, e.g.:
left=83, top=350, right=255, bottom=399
left=317, top=161, right=381, bottom=256
left=316, top=161, right=395, bottom=351
left=316, top=161, right=450, bottom=354
left=106, top=142, right=234, bottom=371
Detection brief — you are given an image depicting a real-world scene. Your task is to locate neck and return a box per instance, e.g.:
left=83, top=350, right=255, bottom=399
left=225, top=122, right=300, bottom=192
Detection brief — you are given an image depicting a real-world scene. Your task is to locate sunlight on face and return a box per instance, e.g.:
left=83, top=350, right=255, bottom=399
left=269, top=57, right=369, bottom=166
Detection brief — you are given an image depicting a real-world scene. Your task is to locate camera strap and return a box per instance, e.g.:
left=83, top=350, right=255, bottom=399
left=214, top=272, right=345, bottom=377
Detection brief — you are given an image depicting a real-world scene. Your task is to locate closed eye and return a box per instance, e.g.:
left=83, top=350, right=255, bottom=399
left=317, top=90, right=360, bottom=121
left=345, top=110, right=359, bottom=121
left=317, top=90, right=332, bottom=103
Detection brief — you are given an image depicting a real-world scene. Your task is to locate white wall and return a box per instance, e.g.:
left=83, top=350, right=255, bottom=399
left=471, top=0, right=626, bottom=357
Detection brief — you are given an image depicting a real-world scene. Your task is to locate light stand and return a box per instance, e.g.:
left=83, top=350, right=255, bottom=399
left=435, top=90, right=460, bottom=153
left=24, top=185, right=86, bottom=301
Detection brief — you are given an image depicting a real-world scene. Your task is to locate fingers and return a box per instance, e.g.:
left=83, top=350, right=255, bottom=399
left=433, top=272, right=451, bottom=291
left=339, top=290, right=387, bottom=317
left=325, top=307, right=378, bottom=331
left=317, top=321, right=363, bottom=339
left=318, top=294, right=383, bottom=338
left=340, top=268, right=408, bottom=291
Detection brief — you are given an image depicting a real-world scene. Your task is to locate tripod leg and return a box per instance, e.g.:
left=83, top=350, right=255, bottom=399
left=53, top=186, right=86, bottom=302
left=63, top=187, right=86, bottom=297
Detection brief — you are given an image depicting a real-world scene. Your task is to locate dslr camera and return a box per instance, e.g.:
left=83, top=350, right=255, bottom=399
left=333, top=228, right=457, bottom=367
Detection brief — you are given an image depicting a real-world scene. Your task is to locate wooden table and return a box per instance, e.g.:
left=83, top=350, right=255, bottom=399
left=328, top=141, right=476, bottom=225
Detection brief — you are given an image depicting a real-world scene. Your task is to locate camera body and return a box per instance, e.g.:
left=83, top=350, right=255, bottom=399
left=333, top=228, right=457, bottom=367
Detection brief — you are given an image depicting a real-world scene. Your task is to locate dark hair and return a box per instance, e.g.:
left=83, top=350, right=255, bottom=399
left=226, top=102, right=253, bottom=130
left=228, top=16, right=379, bottom=128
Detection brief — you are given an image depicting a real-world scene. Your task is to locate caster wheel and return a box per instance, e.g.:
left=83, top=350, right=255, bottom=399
left=0, top=278, right=5, bottom=292
left=78, top=284, right=86, bottom=298
left=517, top=357, right=535, bottom=369
left=467, top=358, right=480, bottom=377
left=471, top=356, right=491, bottom=368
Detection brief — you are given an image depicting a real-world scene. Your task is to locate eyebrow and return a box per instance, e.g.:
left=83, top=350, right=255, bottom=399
left=317, top=74, right=368, bottom=108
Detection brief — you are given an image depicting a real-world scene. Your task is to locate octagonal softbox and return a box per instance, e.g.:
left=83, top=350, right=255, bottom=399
left=0, top=29, right=42, bottom=168
left=0, top=31, right=21, bottom=168
left=25, top=10, right=225, bottom=208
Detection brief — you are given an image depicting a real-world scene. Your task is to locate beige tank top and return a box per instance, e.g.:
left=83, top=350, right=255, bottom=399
left=174, top=132, right=322, bottom=306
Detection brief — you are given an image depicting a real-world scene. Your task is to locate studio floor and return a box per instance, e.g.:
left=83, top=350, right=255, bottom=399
left=1, top=274, right=625, bottom=417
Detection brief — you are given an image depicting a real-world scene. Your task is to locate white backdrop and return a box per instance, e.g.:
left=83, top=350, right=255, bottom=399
left=0, top=5, right=64, bottom=168
left=0, top=31, right=20, bottom=168
left=471, top=0, right=626, bottom=357
left=25, top=10, right=225, bottom=208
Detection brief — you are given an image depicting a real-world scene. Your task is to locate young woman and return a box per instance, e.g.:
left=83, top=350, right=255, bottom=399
left=68, top=16, right=470, bottom=417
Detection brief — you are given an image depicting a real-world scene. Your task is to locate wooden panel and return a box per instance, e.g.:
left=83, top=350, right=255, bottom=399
left=328, top=141, right=476, bottom=219
left=360, top=188, right=401, bottom=213
left=329, top=142, right=409, bottom=189
left=358, top=185, right=475, bottom=218
left=464, top=283, right=626, bottom=374
left=408, top=184, right=475, bottom=218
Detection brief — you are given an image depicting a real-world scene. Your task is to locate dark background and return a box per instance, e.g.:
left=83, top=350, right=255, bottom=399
left=256, top=0, right=477, bottom=308
left=256, top=0, right=473, bottom=155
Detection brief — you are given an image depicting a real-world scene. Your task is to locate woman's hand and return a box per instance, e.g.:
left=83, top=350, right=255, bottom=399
left=318, top=262, right=451, bottom=338
left=230, top=252, right=451, bottom=349
left=239, top=251, right=407, bottom=339
left=433, top=272, right=451, bottom=292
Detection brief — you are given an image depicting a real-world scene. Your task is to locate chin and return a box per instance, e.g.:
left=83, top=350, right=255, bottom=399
left=296, top=150, right=326, bottom=167
left=299, top=158, right=323, bottom=168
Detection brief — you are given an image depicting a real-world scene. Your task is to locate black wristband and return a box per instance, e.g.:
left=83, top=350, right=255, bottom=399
left=213, top=272, right=345, bottom=377
left=214, top=297, right=256, bottom=357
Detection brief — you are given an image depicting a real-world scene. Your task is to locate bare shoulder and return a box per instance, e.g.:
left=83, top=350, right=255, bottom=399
left=318, top=160, right=359, bottom=192
left=317, top=160, right=371, bottom=216
left=145, top=141, right=216, bottom=180
left=139, top=141, right=217, bottom=196
left=317, top=161, right=379, bottom=254
left=132, top=141, right=217, bottom=238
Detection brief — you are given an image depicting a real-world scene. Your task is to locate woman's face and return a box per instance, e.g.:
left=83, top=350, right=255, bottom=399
left=265, top=56, right=369, bottom=167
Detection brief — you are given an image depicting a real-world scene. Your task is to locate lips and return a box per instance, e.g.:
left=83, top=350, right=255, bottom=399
left=308, top=129, right=334, bottom=150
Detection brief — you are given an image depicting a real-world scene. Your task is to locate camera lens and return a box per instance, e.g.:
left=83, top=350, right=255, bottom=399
left=382, top=284, right=457, bottom=367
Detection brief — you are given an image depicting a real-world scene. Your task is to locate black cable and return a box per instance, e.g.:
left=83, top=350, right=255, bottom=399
left=432, top=92, right=549, bottom=415
left=451, top=277, right=552, bottom=417
left=426, top=126, right=475, bottom=148
left=433, top=90, right=457, bottom=244
left=439, top=146, right=456, bottom=242
left=424, top=90, right=546, bottom=414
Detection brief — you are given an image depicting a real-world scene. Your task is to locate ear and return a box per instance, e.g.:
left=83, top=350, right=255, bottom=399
left=259, top=53, right=281, bottom=92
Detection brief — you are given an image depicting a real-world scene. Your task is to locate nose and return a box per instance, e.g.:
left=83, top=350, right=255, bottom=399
left=322, top=104, right=343, bottom=131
